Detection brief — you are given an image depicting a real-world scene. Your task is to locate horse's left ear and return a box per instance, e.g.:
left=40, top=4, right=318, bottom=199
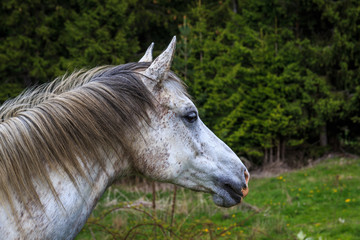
left=143, top=36, right=176, bottom=83
left=139, top=42, right=154, bottom=62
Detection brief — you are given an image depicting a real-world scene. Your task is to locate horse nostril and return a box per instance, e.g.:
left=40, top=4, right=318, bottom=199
left=244, top=170, right=250, bottom=185
left=242, top=170, right=250, bottom=198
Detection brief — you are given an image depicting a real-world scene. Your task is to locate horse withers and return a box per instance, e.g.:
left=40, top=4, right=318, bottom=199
left=0, top=36, right=249, bottom=239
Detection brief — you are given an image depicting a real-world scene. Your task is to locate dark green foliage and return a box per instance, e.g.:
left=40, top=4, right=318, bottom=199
left=179, top=0, right=360, bottom=164
left=1, top=0, right=360, bottom=165
left=0, top=83, right=23, bottom=102
left=0, top=0, right=142, bottom=86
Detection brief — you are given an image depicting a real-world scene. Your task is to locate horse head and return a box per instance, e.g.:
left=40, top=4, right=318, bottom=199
left=133, top=37, right=249, bottom=207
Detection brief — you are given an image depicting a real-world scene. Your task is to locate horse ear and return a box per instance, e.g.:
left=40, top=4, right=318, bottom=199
left=144, top=36, right=176, bottom=82
left=139, top=42, right=154, bottom=62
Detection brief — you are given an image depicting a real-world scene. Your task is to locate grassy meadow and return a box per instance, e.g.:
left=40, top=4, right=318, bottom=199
left=75, top=157, right=360, bottom=240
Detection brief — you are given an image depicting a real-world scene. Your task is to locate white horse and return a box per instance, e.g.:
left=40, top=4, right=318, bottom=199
left=0, top=37, right=249, bottom=239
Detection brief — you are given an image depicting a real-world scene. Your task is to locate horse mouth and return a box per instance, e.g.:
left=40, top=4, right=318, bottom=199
left=212, top=188, right=244, bottom=208
left=225, top=183, right=244, bottom=201
left=212, top=171, right=249, bottom=208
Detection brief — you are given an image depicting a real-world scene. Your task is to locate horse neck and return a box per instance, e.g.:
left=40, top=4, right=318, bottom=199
left=1, top=150, right=131, bottom=240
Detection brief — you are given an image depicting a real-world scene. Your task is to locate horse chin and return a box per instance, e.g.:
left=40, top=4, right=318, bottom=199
left=212, top=192, right=242, bottom=208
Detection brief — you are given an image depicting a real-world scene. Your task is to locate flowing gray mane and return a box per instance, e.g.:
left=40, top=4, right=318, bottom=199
left=0, top=62, right=157, bottom=215
left=0, top=63, right=148, bottom=120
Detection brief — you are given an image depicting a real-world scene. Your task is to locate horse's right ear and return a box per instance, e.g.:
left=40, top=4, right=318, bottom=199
left=139, top=42, right=154, bottom=62
left=143, top=36, right=176, bottom=83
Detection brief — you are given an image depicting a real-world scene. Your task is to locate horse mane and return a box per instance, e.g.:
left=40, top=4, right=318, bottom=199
left=0, top=65, right=111, bottom=120
left=0, top=62, right=156, bottom=215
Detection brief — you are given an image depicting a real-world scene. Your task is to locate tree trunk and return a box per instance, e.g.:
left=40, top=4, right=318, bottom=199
left=269, top=147, right=273, bottom=163
left=232, top=0, right=238, bottom=13
left=170, top=186, right=177, bottom=227
left=281, top=140, right=286, bottom=162
left=274, top=16, right=278, bottom=56
left=264, top=148, right=268, bottom=164
left=276, top=141, right=281, bottom=162
left=152, top=182, right=156, bottom=211
left=320, top=123, right=328, bottom=147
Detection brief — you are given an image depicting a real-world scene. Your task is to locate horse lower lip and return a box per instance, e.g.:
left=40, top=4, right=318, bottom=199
left=212, top=192, right=241, bottom=207
left=221, top=187, right=242, bottom=204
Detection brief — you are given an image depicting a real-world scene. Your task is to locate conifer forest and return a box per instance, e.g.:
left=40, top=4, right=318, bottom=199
left=1, top=0, right=360, bottom=167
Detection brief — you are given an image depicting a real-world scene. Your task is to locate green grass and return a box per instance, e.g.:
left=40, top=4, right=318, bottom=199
left=75, top=157, right=360, bottom=239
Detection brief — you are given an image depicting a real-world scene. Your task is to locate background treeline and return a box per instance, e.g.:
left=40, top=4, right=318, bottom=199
left=1, top=0, right=360, bottom=166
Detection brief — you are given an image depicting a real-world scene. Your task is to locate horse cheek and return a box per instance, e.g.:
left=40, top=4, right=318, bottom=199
left=135, top=145, right=171, bottom=180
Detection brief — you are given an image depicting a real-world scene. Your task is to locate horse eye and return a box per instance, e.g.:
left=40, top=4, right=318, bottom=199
left=184, top=111, right=198, bottom=123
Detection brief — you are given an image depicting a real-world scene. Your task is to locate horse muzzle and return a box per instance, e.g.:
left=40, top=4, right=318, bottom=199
left=212, top=169, right=250, bottom=208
